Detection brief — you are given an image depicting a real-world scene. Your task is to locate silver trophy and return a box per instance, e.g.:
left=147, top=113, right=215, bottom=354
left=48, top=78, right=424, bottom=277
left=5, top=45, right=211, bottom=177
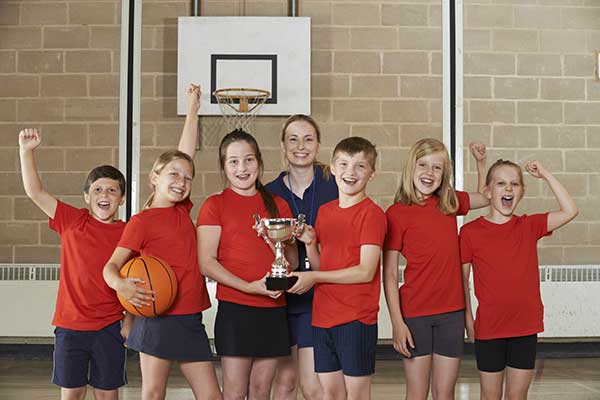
left=256, top=214, right=305, bottom=291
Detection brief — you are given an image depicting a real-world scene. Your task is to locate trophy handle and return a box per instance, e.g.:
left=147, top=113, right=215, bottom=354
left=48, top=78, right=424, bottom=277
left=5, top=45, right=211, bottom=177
left=294, top=214, right=306, bottom=238
left=253, top=213, right=261, bottom=226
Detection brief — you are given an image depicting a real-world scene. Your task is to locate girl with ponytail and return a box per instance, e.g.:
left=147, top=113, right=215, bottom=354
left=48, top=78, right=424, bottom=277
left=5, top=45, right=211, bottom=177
left=197, top=129, right=298, bottom=400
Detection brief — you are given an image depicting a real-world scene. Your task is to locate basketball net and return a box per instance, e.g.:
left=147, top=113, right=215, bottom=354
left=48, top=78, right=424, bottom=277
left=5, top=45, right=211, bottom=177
left=213, top=88, right=270, bottom=132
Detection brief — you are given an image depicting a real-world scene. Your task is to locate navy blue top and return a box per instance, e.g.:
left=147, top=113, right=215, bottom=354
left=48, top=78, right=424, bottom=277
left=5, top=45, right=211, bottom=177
left=266, top=166, right=339, bottom=314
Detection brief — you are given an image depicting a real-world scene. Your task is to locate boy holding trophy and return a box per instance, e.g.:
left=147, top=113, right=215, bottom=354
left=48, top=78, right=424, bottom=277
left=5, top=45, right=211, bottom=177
left=288, top=137, right=387, bottom=400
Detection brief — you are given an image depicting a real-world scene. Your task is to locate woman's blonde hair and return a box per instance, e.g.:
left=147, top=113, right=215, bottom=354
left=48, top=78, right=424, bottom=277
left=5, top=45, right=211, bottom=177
left=143, top=150, right=195, bottom=209
left=394, top=138, right=459, bottom=215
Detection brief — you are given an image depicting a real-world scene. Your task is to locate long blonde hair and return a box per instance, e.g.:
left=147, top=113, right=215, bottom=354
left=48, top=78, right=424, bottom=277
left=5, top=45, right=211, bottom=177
left=144, top=150, right=195, bottom=209
left=394, top=138, right=459, bottom=215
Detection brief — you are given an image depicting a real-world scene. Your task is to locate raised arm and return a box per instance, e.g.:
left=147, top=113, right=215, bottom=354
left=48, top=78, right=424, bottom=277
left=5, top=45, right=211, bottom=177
left=178, top=83, right=201, bottom=158
left=462, top=263, right=475, bottom=343
left=18, top=128, right=57, bottom=218
left=468, top=141, right=489, bottom=209
left=525, top=160, right=578, bottom=232
left=197, top=225, right=282, bottom=298
left=383, top=250, right=414, bottom=357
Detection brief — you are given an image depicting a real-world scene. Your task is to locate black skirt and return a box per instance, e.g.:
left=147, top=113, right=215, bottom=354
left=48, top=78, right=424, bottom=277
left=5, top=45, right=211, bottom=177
left=215, top=301, right=290, bottom=358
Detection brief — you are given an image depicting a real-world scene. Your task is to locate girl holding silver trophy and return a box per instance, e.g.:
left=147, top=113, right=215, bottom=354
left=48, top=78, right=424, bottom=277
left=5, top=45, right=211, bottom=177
left=196, top=129, right=298, bottom=400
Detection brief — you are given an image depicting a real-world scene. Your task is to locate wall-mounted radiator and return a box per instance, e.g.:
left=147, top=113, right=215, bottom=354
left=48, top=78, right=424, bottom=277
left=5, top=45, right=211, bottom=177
left=1, top=264, right=598, bottom=339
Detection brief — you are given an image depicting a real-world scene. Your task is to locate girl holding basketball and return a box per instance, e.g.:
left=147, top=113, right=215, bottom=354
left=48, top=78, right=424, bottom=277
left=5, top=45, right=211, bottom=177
left=265, top=115, right=338, bottom=400
left=197, top=129, right=298, bottom=400
left=460, top=160, right=577, bottom=400
left=382, top=138, right=488, bottom=400
left=103, top=84, right=222, bottom=400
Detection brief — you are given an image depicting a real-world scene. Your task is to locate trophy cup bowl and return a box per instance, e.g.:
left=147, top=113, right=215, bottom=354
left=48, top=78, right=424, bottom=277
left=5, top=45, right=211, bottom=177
left=260, top=214, right=305, bottom=291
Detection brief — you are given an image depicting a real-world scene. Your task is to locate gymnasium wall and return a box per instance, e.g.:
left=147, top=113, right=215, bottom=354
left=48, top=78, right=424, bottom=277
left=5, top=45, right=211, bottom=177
left=1, top=0, right=599, bottom=267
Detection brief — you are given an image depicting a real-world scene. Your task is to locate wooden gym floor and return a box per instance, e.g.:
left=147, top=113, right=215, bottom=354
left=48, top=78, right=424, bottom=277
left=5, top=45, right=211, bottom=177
left=1, top=358, right=599, bottom=399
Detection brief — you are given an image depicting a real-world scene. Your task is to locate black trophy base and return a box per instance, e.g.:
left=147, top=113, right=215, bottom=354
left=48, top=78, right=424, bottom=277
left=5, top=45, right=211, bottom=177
left=266, top=276, right=298, bottom=291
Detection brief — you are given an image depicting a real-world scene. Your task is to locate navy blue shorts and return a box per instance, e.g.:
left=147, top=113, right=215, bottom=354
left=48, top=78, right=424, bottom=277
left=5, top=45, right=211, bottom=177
left=52, top=321, right=126, bottom=390
left=475, top=334, right=537, bottom=373
left=127, top=313, right=213, bottom=362
left=313, top=320, right=377, bottom=377
left=288, top=312, right=313, bottom=349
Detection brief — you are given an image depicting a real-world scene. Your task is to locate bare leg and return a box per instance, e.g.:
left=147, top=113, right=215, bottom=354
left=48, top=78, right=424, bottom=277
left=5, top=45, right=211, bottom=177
left=504, top=367, right=534, bottom=400
left=479, top=370, right=504, bottom=400
left=431, top=354, right=460, bottom=400
left=221, top=356, right=252, bottom=400
left=297, top=347, right=323, bottom=400
left=403, top=355, right=432, bottom=400
left=61, top=387, right=87, bottom=400
left=344, top=374, right=372, bottom=400
left=139, top=352, right=172, bottom=400
left=179, top=360, right=222, bottom=400
left=248, top=357, right=279, bottom=400
left=93, top=388, right=119, bottom=400
left=272, top=346, right=299, bottom=400
left=318, top=371, right=346, bottom=400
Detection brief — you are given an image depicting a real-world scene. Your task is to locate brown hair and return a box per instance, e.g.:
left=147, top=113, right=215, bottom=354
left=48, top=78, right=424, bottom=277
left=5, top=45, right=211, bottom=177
left=485, top=159, right=524, bottom=186
left=84, top=165, right=126, bottom=195
left=281, top=114, right=321, bottom=143
left=393, top=138, right=458, bottom=215
left=331, top=136, right=377, bottom=171
left=144, top=150, right=195, bottom=209
left=219, top=129, right=279, bottom=218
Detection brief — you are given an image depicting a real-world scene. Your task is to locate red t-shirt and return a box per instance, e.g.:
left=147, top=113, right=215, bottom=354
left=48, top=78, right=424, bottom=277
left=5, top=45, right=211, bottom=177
left=385, top=191, right=470, bottom=318
left=118, top=199, right=211, bottom=315
left=196, top=188, right=293, bottom=308
left=312, top=198, right=387, bottom=328
left=50, top=201, right=125, bottom=331
left=459, top=214, right=551, bottom=340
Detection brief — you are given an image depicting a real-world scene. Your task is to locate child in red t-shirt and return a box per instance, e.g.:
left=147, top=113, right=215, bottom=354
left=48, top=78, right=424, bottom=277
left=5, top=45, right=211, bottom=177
left=382, top=138, right=489, bottom=399
left=460, top=159, right=578, bottom=400
left=19, top=128, right=128, bottom=399
left=288, top=137, right=386, bottom=400
left=103, top=85, right=221, bottom=400
left=196, top=129, right=298, bottom=400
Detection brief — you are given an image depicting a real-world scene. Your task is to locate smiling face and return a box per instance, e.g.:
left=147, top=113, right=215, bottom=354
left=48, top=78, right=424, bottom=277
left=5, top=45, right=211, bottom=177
left=150, top=158, right=194, bottom=206
left=330, top=150, right=374, bottom=199
left=282, top=120, right=320, bottom=169
left=223, top=140, right=260, bottom=196
left=486, top=164, right=524, bottom=217
left=84, top=178, right=124, bottom=223
left=412, top=151, right=445, bottom=199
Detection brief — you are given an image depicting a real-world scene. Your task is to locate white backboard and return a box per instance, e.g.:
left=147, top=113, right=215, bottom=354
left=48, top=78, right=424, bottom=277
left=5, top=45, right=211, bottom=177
left=178, top=17, right=311, bottom=116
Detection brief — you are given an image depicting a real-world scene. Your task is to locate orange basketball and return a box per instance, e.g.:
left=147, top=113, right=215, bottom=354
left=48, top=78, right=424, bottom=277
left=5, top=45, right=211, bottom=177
left=117, top=255, right=178, bottom=317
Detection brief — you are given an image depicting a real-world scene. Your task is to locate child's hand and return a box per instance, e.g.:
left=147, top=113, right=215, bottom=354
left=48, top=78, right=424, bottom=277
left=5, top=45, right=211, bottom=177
left=186, top=83, right=201, bottom=115
left=296, top=224, right=316, bottom=246
left=287, top=271, right=316, bottom=295
left=115, top=277, right=155, bottom=308
left=465, top=312, right=475, bottom=343
left=120, top=314, right=134, bottom=343
left=246, top=273, right=282, bottom=299
left=19, top=128, right=41, bottom=151
left=391, top=320, right=415, bottom=358
left=525, top=160, right=548, bottom=179
left=469, top=142, right=487, bottom=162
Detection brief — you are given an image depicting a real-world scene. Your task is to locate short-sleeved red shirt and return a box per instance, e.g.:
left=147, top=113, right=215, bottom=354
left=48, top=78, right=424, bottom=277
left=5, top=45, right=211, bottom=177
left=384, top=191, right=470, bottom=318
left=50, top=201, right=125, bottom=330
left=460, top=214, right=551, bottom=340
left=196, top=188, right=293, bottom=308
left=118, top=200, right=211, bottom=315
left=312, top=198, right=387, bottom=328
